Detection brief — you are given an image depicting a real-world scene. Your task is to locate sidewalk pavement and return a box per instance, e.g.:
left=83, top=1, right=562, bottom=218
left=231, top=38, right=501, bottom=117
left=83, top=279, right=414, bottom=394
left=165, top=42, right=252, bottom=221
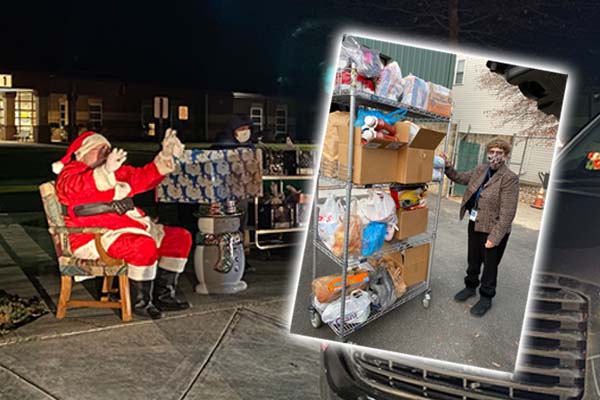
left=0, top=214, right=320, bottom=400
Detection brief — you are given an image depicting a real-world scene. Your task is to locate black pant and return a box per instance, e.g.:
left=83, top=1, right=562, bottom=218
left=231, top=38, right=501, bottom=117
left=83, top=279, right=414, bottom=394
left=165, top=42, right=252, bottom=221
left=465, top=221, right=510, bottom=298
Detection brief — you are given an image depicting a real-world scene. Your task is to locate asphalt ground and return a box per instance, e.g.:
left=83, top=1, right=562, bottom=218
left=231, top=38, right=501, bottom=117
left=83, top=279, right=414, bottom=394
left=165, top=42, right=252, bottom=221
left=290, top=198, right=541, bottom=373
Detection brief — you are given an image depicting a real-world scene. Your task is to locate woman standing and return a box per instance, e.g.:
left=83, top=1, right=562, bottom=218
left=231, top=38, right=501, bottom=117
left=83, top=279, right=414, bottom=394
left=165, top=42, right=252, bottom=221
left=441, top=139, right=520, bottom=317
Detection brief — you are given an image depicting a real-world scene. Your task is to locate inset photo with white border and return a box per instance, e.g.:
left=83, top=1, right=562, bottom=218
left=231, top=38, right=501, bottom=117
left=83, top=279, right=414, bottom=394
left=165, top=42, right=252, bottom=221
left=289, top=32, right=569, bottom=373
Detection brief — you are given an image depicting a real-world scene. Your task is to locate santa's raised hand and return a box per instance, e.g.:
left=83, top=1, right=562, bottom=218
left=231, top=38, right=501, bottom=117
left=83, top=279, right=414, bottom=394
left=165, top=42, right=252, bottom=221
left=161, top=128, right=185, bottom=159
left=106, top=148, right=127, bottom=173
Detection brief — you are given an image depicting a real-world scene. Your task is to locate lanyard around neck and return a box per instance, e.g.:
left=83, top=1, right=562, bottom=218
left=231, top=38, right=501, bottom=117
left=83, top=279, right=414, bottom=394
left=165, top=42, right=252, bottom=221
left=474, top=168, right=491, bottom=207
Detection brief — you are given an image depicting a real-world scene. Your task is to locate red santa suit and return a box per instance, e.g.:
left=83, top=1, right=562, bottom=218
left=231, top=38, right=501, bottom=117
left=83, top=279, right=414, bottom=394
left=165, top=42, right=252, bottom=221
left=53, top=132, right=191, bottom=282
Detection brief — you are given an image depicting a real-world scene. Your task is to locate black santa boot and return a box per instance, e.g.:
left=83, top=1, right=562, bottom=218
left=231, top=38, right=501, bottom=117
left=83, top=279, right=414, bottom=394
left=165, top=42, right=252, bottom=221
left=131, top=280, right=163, bottom=319
left=154, top=269, right=190, bottom=311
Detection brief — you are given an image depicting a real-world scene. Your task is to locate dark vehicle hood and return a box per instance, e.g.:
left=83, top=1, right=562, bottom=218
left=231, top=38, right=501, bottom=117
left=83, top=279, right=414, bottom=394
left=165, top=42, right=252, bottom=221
left=486, top=61, right=567, bottom=119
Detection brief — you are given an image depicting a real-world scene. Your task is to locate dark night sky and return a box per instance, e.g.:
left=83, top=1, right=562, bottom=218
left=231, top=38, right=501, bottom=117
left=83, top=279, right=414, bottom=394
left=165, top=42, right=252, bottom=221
left=1, top=0, right=600, bottom=101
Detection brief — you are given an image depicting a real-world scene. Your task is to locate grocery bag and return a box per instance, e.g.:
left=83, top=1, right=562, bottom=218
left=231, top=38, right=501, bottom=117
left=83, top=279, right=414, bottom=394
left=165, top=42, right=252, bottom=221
left=331, top=200, right=363, bottom=258
left=370, top=256, right=407, bottom=297
left=340, top=36, right=383, bottom=79
left=318, top=194, right=343, bottom=249
left=311, top=267, right=370, bottom=304
left=376, top=61, right=404, bottom=101
left=332, top=213, right=363, bottom=257
left=401, top=74, right=430, bottom=110
left=321, top=289, right=372, bottom=325
left=357, top=190, right=397, bottom=224
left=368, top=264, right=398, bottom=310
left=361, top=221, right=387, bottom=257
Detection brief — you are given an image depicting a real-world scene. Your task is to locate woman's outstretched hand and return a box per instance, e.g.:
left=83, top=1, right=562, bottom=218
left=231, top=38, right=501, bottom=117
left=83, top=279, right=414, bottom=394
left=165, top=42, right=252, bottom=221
left=439, top=152, right=452, bottom=169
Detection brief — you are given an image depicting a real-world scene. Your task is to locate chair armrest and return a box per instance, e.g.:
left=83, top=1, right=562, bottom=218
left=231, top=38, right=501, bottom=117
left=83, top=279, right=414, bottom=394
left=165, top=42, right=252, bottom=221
left=49, top=226, right=110, bottom=235
left=93, top=233, right=125, bottom=267
left=49, top=226, right=125, bottom=267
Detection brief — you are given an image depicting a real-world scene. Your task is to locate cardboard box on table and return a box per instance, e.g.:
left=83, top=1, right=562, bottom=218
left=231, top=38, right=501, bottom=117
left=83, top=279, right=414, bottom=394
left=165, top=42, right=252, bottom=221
left=395, top=207, right=428, bottom=240
left=390, top=242, right=430, bottom=287
left=394, top=121, right=446, bottom=184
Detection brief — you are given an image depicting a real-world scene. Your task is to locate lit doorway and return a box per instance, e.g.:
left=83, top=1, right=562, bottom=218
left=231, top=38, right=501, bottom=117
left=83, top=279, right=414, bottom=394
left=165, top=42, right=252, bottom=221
left=0, top=89, right=38, bottom=142
left=15, top=91, right=36, bottom=142
left=0, top=94, right=5, bottom=139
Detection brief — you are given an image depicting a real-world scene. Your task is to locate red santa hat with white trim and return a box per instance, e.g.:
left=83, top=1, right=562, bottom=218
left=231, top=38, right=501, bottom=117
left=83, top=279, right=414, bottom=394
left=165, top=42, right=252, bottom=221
left=52, top=131, right=111, bottom=174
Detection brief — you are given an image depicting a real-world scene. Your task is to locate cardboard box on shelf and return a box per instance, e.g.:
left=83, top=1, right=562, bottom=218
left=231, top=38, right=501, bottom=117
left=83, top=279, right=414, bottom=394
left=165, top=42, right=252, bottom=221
left=338, top=127, right=400, bottom=184
left=394, top=122, right=446, bottom=184
left=396, top=207, right=428, bottom=240
left=332, top=112, right=403, bottom=185
left=361, top=135, right=405, bottom=150
left=390, top=242, right=430, bottom=288
left=320, top=111, right=348, bottom=179
left=359, top=121, right=409, bottom=150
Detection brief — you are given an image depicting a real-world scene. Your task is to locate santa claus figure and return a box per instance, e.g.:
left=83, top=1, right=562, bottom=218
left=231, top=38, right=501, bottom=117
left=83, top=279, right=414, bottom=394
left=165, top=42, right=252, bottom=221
left=53, top=129, right=191, bottom=320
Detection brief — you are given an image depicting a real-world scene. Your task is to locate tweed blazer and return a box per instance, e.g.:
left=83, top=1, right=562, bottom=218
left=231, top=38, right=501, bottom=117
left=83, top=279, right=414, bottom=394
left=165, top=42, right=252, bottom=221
left=445, top=163, right=519, bottom=245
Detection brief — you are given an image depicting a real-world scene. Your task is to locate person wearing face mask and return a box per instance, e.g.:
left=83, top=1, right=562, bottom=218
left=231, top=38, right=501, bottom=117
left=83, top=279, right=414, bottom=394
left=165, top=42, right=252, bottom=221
left=210, top=114, right=255, bottom=268
left=439, top=139, right=519, bottom=317
left=53, top=130, right=192, bottom=320
left=211, top=114, right=255, bottom=150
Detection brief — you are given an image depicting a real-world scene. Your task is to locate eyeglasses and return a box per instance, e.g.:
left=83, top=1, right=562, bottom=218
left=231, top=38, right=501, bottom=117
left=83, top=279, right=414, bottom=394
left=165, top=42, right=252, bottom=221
left=487, top=150, right=504, bottom=156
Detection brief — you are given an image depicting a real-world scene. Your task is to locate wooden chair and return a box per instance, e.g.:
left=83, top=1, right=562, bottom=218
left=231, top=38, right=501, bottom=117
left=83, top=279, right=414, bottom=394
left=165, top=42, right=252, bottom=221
left=39, top=182, right=132, bottom=322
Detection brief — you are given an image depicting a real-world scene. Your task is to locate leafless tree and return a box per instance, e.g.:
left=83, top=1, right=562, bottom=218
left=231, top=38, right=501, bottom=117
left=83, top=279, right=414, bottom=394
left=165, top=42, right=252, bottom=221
left=477, top=69, right=558, bottom=143
left=333, top=0, right=599, bottom=48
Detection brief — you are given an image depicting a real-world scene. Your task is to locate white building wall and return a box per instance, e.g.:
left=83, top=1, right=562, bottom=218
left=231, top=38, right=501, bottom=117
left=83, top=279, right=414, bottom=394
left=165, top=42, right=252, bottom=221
left=452, top=55, right=556, bottom=185
left=451, top=55, right=526, bottom=135
left=509, top=138, right=556, bottom=185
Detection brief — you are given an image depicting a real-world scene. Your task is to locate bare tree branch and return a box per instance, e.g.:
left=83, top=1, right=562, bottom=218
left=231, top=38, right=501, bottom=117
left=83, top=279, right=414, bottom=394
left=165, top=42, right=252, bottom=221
left=477, top=70, right=559, bottom=139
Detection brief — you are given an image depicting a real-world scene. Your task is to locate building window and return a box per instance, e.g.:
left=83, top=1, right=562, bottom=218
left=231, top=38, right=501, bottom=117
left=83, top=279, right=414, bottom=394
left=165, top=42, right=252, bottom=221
left=15, top=91, right=36, bottom=141
left=178, top=105, right=189, bottom=121
left=455, top=59, right=465, bottom=85
left=88, top=100, right=103, bottom=130
left=250, top=106, right=263, bottom=131
left=275, top=105, right=287, bottom=135
left=59, top=100, right=68, bottom=127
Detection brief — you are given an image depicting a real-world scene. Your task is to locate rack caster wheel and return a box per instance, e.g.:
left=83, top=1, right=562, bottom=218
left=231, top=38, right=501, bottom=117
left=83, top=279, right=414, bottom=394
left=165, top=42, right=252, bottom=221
left=422, top=293, right=431, bottom=309
left=309, top=307, right=322, bottom=329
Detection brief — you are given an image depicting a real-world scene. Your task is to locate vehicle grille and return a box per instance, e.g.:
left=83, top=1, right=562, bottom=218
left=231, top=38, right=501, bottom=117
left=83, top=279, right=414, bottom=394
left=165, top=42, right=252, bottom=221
left=514, top=279, right=587, bottom=396
left=350, top=278, right=588, bottom=400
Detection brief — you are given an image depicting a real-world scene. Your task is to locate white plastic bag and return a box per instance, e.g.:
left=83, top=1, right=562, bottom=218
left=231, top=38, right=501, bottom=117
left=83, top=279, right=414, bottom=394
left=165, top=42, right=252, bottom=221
left=358, top=190, right=398, bottom=241
left=401, top=74, right=430, bottom=110
left=358, top=190, right=397, bottom=224
left=312, top=296, right=328, bottom=315
left=321, top=289, right=372, bottom=325
left=433, top=155, right=446, bottom=169
left=385, top=212, right=398, bottom=241
left=318, top=194, right=343, bottom=248
left=376, top=61, right=404, bottom=101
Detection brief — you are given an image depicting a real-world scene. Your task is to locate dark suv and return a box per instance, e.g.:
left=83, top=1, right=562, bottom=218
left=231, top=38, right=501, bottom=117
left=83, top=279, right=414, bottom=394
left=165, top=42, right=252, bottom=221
left=320, top=69, right=600, bottom=399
